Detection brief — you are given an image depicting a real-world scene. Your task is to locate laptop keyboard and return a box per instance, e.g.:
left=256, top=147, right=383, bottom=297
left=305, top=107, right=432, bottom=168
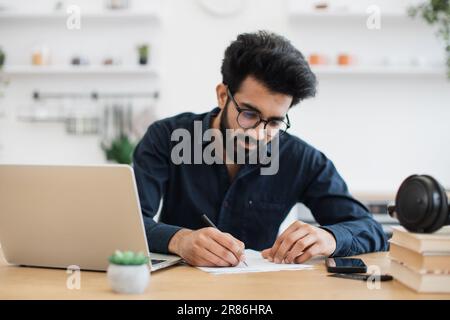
left=151, top=259, right=166, bottom=265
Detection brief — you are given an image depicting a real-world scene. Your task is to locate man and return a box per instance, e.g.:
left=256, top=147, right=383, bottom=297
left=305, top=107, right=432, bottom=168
left=133, top=31, right=388, bottom=267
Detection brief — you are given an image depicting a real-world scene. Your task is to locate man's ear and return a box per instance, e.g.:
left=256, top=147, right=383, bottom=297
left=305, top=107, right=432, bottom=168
left=216, top=83, right=228, bottom=110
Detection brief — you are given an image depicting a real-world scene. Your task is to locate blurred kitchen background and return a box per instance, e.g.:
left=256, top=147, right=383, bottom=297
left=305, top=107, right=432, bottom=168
left=0, top=0, right=449, bottom=235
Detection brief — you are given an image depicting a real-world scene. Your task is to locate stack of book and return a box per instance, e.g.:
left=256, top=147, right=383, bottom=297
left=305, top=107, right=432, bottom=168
left=389, top=226, right=450, bottom=293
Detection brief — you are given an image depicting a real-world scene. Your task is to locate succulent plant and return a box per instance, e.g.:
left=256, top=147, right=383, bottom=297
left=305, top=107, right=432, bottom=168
left=109, top=250, right=149, bottom=266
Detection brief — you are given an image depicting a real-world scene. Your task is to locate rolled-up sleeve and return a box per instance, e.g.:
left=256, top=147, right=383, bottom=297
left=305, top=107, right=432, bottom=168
left=132, top=121, right=182, bottom=253
left=299, top=149, right=388, bottom=257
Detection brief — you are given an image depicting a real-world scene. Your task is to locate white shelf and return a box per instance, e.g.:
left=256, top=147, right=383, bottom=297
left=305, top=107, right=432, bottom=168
left=289, top=10, right=408, bottom=19
left=2, top=65, right=159, bottom=76
left=310, top=65, right=445, bottom=76
left=0, top=11, right=160, bottom=21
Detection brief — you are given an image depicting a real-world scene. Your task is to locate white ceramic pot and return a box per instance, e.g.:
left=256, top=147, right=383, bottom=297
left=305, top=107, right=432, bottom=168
left=107, top=264, right=150, bottom=294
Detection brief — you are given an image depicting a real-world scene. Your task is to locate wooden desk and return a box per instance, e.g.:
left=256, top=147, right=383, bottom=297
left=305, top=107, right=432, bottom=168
left=0, top=247, right=449, bottom=300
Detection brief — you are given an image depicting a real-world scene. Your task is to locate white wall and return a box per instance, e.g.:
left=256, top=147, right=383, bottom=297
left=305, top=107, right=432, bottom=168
left=1, top=0, right=449, bottom=194
left=159, top=0, right=450, bottom=193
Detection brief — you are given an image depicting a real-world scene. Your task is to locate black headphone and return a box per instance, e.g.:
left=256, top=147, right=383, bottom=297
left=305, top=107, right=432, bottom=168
left=388, top=175, right=450, bottom=233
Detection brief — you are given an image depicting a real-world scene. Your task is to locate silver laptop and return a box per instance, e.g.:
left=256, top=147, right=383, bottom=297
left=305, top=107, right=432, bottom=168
left=0, top=164, right=181, bottom=272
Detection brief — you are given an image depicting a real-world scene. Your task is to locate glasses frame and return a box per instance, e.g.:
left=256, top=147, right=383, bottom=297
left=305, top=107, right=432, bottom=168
left=227, top=88, right=291, bottom=136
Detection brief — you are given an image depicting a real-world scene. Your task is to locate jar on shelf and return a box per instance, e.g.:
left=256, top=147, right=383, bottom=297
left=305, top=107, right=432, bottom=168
left=31, top=46, right=51, bottom=66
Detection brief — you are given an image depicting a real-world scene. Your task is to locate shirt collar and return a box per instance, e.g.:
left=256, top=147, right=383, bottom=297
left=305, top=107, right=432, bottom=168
left=201, top=107, right=220, bottom=142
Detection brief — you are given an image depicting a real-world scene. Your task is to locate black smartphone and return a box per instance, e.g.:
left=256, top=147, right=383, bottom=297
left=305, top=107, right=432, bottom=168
left=325, top=258, right=367, bottom=273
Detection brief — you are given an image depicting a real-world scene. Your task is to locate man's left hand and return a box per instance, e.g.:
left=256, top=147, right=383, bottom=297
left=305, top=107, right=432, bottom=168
left=261, top=221, right=336, bottom=264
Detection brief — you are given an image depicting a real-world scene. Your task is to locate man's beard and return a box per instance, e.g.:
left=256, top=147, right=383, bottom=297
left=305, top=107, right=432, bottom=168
left=219, top=101, right=261, bottom=164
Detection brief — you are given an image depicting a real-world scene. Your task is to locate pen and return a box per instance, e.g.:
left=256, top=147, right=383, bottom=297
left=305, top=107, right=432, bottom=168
left=201, top=214, right=248, bottom=267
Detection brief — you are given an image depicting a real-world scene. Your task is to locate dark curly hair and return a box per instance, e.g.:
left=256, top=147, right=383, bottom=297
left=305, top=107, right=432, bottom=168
left=221, top=31, right=317, bottom=107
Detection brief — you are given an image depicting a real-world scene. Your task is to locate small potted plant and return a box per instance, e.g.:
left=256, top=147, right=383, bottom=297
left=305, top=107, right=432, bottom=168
left=107, top=250, right=150, bottom=294
left=0, top=47, right=5, bottom=68
left=102, top=134, right=136, bottom=164
left=0, top=47, right=9, bottom=104
left=137, top=44, right=150, bottom=65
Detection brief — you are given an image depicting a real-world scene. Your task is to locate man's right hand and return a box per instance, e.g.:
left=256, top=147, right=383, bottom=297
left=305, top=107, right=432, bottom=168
left=168, top=228, right=245, bottom=267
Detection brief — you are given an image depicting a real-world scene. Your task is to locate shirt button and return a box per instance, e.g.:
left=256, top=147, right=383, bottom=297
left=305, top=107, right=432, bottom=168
left=248, top=200, right=253, bottom=206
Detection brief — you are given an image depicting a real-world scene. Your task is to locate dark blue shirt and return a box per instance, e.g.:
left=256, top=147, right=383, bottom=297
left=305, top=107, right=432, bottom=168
left=133, top=108, right=388, bottom=257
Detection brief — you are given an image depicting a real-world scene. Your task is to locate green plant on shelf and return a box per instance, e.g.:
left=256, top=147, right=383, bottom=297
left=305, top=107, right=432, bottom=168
left=102, top=135, right=136, bottom=165
left=0, top=47, right=9, bottom=100
left=0, top=47, right=5, bottom=67
left=408, top=0, right=450, bottom=78
left=137, top=44, right=149, bottom=65
left=109, top=250, right=149, bottom=266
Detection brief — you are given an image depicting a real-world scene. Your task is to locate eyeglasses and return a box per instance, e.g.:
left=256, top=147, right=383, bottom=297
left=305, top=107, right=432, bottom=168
left=227, top=88, right=291, bottom=136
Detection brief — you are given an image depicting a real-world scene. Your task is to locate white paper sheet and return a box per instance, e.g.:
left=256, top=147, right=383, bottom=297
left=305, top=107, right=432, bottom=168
left=197, top=249, right=314, bottom=275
